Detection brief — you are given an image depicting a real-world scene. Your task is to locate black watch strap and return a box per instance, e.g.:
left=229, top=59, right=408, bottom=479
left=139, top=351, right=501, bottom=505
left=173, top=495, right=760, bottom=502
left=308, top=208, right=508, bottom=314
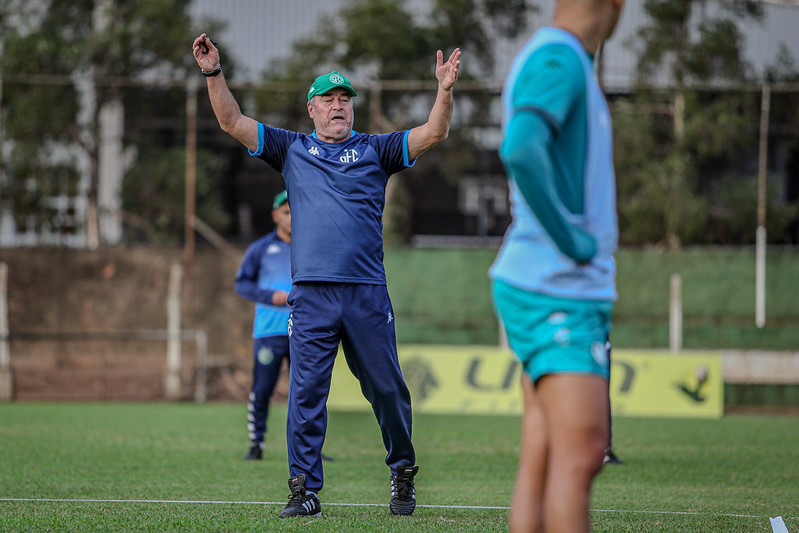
left=201, top=65, right=222, bottom=77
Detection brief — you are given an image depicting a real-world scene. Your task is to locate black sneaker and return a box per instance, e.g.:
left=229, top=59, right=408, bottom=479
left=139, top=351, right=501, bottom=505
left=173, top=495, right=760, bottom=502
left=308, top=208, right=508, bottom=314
left=604, top=448, right=624, bottom=465
left=278, top=474, right=321, bottom=518
left=390, top=465, right=418, bottom=516
left=243, top=443, right=262, bottom=461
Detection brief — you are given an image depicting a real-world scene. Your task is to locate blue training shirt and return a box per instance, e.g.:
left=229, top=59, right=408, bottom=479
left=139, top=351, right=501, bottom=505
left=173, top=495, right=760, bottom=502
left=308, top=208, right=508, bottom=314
left=249, top=125, right=414, bottom=284
left=490, top=27, right=618, bottom=301
left=235, top=230, right=292, bottom=338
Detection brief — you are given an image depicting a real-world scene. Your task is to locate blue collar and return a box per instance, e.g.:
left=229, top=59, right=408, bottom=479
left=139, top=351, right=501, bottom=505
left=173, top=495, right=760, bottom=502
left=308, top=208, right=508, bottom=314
left=311, top=129, right=357, bottom=141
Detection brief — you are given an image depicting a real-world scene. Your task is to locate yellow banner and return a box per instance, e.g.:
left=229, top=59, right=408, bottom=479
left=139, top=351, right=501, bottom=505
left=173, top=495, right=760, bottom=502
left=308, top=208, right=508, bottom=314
left=328, top=346, right=724, bottom=418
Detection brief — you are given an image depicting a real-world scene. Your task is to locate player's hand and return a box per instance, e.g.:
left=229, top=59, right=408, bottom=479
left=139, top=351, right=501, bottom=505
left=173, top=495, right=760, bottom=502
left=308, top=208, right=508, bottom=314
left=192, top=33, right=220, bottom=72
left=572, top=230, right=598, bottom=266
left=436, top=48, right=461, bottom=91
left=272, top=290, right=289, bottom=307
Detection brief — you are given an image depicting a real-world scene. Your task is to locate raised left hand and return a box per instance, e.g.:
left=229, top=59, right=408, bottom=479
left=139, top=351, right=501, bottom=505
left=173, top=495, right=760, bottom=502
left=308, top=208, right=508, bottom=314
left=436, top=48, right=461, bottom=91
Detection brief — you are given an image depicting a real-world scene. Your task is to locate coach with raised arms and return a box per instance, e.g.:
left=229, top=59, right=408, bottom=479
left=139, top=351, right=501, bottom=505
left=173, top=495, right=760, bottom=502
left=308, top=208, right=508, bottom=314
left=192, top=33, right=460, bottom=519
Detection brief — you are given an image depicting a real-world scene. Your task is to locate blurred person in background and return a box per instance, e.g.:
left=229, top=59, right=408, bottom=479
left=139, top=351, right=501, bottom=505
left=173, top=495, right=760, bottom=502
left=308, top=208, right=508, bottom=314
left=234, top=191, right=292, bottom=461
left=235, top=190, right=335, bottom=464
left=490, top=0, right=624, bottom=531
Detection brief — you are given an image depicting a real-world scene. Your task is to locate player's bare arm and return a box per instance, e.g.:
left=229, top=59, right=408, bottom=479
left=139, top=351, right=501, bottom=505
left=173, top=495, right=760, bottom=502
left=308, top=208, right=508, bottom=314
left=192, top=33, right=259, bottom=152
left=407, top=48, right=461, bottom=160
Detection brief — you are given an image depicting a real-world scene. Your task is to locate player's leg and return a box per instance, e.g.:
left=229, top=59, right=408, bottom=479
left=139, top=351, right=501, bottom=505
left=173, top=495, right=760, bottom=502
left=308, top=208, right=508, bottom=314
left=244, top=339, right=267, bottom=459
left=285, top=283, right=341, bottom=494
left=493, top=278, right=550, bottom=530
left=339, top=283, right=416, bottom=515
left=603, top=337, right=623, bottom=465
left=509, top=372, right=547, bottom=533
left=340, top=284, right=414, bottom=470
left=245, top=335, right=289, bottom=460
left=538, top=374, right=609, bottom=533
left=492, top=280, right=611, bottom=532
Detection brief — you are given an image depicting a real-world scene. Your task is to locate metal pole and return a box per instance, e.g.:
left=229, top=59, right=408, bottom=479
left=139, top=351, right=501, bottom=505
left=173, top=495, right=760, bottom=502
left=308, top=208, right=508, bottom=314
left=669, top=274, right=682, bottom=352
left=193, top=329, right=208, bottom=404
left=0, top=62, right=4, bottom=208
left=165, top=263, right=183, bottom=399
left=0, top=262, right=13, bottom=400
left=756, top=85, right=770, bottom=329
left=184, top=77, right=199, bottom=278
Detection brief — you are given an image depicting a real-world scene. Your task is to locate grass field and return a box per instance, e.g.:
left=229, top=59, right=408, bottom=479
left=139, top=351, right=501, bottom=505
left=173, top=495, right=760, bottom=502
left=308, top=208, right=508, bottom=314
left=1, top=402, right=798, bottom=532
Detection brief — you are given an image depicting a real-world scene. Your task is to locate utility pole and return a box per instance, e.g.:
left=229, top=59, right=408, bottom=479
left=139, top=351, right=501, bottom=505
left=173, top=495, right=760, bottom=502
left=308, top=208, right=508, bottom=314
left=184, top=77, right=199, bottom=279
left=755, top=84, right=771, bottom=329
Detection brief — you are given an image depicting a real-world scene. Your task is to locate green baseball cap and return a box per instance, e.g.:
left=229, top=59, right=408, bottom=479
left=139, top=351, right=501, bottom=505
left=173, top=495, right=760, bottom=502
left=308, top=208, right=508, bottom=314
left=307, top=70, right=357, bottom=101
left=272, top=190, right=288, bottom=210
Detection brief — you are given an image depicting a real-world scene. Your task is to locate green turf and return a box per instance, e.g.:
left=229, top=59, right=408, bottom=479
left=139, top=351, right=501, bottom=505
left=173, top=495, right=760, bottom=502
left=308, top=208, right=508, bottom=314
left=1, top=402, right=797, bottom=531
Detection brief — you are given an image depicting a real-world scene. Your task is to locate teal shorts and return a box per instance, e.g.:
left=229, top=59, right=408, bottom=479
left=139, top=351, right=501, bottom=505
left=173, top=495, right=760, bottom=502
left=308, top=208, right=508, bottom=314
left=492, top=279, right=613, bottom=383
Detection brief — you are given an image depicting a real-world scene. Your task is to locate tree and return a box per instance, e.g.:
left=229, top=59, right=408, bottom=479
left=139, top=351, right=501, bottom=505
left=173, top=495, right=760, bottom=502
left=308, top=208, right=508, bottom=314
left=1, top=0, right=215, bottom=247
left=250, top=0, right=536, bottom=243
left=635, top=0, right=762, bottom=86
left=764, top=44, right=799, bottom=244
left=622, top=0, right=766, bottom=247
left=122, top=146, right=229, bottom=245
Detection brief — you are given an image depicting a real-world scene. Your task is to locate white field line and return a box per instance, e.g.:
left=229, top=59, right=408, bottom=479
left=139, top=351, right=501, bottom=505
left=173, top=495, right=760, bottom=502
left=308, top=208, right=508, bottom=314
left=0, top=497, right=787, bottom=520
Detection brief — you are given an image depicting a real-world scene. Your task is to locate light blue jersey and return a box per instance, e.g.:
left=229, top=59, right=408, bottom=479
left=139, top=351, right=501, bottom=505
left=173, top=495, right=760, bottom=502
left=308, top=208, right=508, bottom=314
left=235, top=230, right=292, bottom=338
left=490, top=27, right=618, bottom=302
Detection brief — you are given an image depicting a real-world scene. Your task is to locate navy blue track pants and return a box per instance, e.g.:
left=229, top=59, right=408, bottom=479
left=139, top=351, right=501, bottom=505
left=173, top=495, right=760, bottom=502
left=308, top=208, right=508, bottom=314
left=287, top=282, right=415, bottom=492
left=248, top=335, right=289, bottom=444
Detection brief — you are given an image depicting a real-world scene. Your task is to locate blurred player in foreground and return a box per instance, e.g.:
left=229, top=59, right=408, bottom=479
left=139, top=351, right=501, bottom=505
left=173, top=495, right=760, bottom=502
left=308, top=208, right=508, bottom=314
left=193, top=34, right=460, bottom=518
left=234, top=191, right=292, bottom=461
left=490, top=0, right=624, bottom=531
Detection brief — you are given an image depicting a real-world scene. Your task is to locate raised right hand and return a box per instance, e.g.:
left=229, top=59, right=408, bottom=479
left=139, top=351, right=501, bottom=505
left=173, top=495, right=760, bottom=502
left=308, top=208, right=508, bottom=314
left=192, top=33, right=220, bottom=72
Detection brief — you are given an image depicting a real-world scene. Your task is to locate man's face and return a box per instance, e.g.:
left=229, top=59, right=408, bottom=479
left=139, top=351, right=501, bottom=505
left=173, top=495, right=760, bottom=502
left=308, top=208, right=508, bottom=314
left=272, top=203, right=291, bottom=240
left=307, top=88, right=354, bottom=143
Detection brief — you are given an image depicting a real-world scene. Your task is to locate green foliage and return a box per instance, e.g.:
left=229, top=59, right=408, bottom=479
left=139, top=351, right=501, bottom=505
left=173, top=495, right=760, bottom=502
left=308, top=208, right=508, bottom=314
left=613, top=105, right=707, bottom=246
left=85, top=0, right=195, bottom=78
left=258, top=0, right=536, bottom=129
left=1, top=403, right=799, bottom=531
left=683, top=18, right=751, bottom=81
left=635, top=0, right=763, bottom=85
left=0, top=0, right=203, bottom=245
left=682, top=91, right=757, bottom=161
left=268, top=0, right=535, bottom=80
left=122, top=147, right=230, bottom=245
left=252, top=0, right=537, bottom=244
left=613, top=91, right=798, bottom=246
left=618, top=1, right=799, bottom=247
left=708, top=176, right=798, bottom=245
left=765, top=44, right=799, bottom=83
left=337, top=0, right=432, bottom=79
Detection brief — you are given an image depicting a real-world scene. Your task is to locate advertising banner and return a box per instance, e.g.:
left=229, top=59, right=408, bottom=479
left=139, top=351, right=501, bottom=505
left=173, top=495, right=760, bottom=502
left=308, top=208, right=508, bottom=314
left=328, top=346, right=723, bottom=418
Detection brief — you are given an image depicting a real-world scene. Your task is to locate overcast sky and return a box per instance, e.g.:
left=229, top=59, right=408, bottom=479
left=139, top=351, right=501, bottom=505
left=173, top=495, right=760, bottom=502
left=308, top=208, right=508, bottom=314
left=190, top=0, right=799, bottom=88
